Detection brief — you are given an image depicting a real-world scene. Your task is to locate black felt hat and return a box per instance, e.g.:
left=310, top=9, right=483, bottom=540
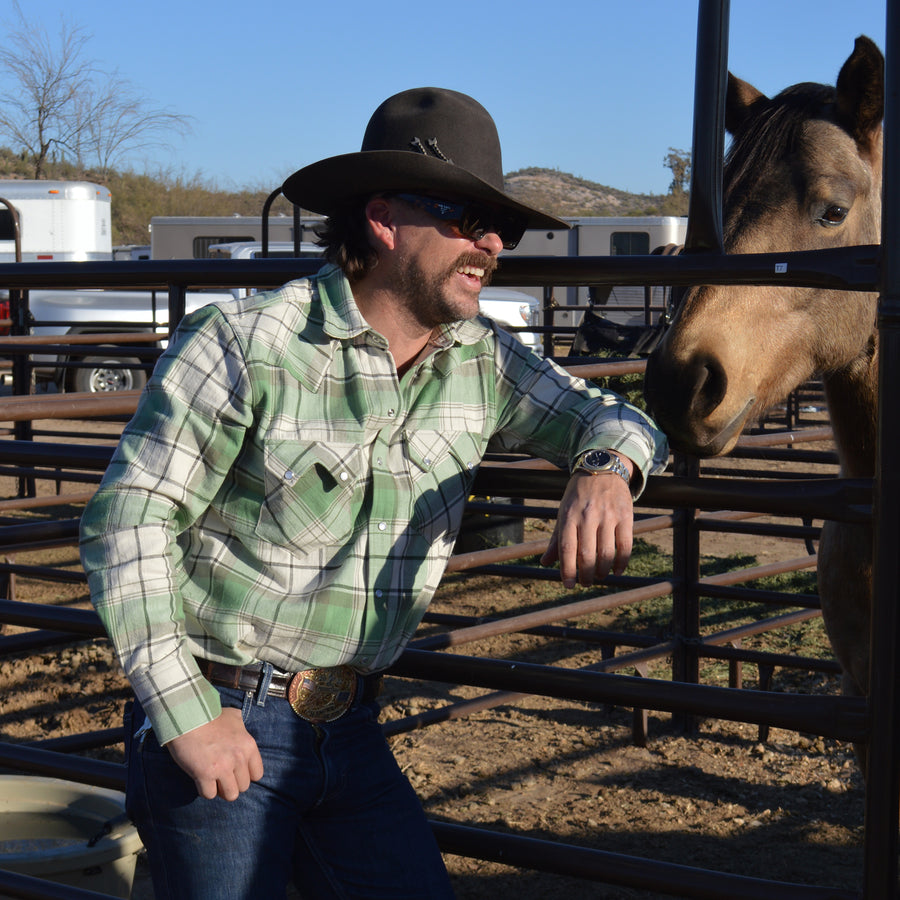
left=281, top=87, right=569, bottom=231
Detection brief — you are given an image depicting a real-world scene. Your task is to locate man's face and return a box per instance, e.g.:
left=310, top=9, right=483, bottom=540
left=393, top=244, right=498, bottom=328
left=389, top=196, right=503, bottom=329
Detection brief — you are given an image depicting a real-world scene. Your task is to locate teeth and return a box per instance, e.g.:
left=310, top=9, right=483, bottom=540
left=458, top=265, right=485, bottom=278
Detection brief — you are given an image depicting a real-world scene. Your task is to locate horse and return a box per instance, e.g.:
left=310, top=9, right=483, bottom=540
left=643, top=35, right=884, bottom=772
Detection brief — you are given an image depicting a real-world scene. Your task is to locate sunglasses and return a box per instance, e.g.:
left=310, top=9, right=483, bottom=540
left=393, top=193, right=528, bottom=250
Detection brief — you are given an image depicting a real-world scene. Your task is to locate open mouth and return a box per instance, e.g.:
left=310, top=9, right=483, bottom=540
left=457, top=264, right=486, bottom=284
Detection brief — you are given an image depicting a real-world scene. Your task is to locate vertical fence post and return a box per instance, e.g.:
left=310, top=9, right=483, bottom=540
left=168, top=283, right=187, bottom=335
left=683, top=0, right=729, bottom=255
left=669, top=0, right=731, bottom=729
left=863, top=2, right=900, bottom=894
left=670, top=452, right=701, bottom=733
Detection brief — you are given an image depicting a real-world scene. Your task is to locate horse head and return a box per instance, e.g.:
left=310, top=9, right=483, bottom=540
left=644, top=36, right=884, bottom=457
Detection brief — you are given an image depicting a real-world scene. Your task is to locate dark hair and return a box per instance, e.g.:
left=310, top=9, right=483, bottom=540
left=314, top=199, right=379, bottom=283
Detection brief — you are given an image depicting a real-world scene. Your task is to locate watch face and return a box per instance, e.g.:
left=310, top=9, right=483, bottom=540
left=583, top=450, right=613, bottom=469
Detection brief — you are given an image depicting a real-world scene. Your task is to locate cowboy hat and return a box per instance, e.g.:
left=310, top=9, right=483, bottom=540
left=281, top=87, right=569, bottom=232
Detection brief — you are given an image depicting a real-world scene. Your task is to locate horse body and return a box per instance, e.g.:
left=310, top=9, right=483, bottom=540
left=643, top=36, right=884, bottom=768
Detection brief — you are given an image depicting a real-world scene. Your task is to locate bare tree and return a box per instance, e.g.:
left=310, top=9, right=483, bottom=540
left=77, top=72, right=192, bottom=177
left=0, top=1, right=191, bottom=178
left=0, top=3, right=93, bottom=177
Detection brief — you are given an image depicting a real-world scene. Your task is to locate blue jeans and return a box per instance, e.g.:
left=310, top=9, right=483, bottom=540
left=125, top=683, right=455, bottom=899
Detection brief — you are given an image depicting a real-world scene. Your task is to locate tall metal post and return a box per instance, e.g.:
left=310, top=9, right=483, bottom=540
left=670, top=0, right=730, bottom=725
left=863, top=1, right=900, bottom=893
left=683, top=0, right=729, bottom=255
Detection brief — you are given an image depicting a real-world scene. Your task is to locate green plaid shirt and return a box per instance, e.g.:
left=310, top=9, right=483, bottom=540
left=80, top=264, right=668, bottom=743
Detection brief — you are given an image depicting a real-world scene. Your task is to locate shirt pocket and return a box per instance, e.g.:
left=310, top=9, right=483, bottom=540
left=256, top=440, right=360, bottom=552
left=405, top=430, right=482, bottom=544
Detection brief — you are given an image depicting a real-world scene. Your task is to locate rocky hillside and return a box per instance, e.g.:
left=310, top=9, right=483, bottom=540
left=505, top=167, right=686, bottom=218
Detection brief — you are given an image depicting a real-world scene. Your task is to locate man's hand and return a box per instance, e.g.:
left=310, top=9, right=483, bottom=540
left=541, top=467, right=634, bottom=588
left=166, top=708, right=264, bottom=802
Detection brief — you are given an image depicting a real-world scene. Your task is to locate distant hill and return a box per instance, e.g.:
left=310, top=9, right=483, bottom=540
left=505, top=167, right=687, bottom=218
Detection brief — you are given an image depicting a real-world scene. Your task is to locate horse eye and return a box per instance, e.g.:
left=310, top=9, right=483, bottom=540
left=818, top=205, right=849, bottom=226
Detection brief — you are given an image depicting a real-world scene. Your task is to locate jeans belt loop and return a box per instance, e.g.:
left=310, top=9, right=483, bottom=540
left=256, top=661, right=275, bottom=707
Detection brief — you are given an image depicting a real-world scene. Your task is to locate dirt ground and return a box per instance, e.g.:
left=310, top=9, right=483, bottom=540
left=0, top=407, right=876, bottom=899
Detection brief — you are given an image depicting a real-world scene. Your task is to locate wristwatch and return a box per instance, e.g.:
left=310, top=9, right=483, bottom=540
left=571, top=449, right=631, bottom=487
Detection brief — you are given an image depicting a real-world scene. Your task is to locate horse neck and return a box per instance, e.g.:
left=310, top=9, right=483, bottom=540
left=822, top=334, right=879, bottom=478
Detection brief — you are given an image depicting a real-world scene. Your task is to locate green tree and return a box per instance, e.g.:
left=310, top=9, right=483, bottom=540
left=664, top=147, right=692, bottom=196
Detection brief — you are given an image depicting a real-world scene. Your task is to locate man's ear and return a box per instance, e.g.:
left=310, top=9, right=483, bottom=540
left=366, top=197, right=396, bottom=251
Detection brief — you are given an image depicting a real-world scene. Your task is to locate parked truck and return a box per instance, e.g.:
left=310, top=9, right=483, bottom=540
left=0, top=180, right=233, bottom=392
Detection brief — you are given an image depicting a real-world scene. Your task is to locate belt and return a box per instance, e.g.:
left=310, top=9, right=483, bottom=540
left=197, top=660, right=382, bottom=724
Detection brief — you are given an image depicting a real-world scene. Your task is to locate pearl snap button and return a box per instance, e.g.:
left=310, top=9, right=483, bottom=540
left=339, top=472, right=349, bottom=482
left=284, top=470, right=294, bottom=481
left=378, top=522, right=387, bottom=531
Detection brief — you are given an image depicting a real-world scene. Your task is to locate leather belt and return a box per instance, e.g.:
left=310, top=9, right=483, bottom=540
left=197, top=660, right=382, bottom=724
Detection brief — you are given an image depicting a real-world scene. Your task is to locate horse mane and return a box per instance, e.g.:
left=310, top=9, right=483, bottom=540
left=724, top=82, right=836, bottom=239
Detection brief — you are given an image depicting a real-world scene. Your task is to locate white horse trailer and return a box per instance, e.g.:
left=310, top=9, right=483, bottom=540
left=0, top=180, right=112, bottom=263
left=502, top=215, right=688, bottom=328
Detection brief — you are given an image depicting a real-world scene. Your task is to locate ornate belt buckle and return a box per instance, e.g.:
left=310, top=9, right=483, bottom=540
left=287, top=666, right=358, bottom=723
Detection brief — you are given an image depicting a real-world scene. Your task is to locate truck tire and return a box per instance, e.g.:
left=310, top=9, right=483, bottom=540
left=72, top=356, right=148, bottom=393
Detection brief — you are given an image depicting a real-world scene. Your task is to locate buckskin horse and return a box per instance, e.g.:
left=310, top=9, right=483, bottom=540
left=643, top=36, right=884, bottom=771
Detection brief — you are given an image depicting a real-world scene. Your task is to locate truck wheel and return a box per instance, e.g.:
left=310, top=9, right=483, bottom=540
left=72, top=356, right=148, bottom=393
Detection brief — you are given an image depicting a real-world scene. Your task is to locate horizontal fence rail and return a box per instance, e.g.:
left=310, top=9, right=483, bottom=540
left=0, top=244, right=881, bottom=291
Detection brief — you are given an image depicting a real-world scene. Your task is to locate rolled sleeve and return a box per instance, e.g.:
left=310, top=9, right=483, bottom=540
left=490, top=334, right=668, bottom=495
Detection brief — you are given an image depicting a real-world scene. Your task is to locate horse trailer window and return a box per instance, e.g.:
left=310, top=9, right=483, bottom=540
left=611, top=231, right=651, bottom=255
left=0, top=208, right=15, bottom=241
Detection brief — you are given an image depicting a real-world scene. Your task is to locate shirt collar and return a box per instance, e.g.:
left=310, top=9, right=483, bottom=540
left=315, top=264, right=371, bottom=340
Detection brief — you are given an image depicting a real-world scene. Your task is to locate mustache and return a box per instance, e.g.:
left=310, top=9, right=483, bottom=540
left=451, top=252, right=498, bottom=285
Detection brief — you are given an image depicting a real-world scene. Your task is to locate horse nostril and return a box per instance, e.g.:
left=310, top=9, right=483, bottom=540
left=644, top=351, right=729, bottom=426
left=691, top=357, right=727, bottom=419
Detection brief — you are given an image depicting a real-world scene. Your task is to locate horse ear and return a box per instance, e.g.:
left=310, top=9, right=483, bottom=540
left=726, top=74, right=766, bottom=135
left=835, top=35, right=884, bottom=153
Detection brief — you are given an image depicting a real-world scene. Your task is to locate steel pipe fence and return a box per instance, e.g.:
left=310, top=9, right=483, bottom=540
left=0, top=442, right=869, bottom=897
left=0, top=1, right=894, bottom=896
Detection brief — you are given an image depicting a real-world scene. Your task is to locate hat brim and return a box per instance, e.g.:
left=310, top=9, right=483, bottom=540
left=282, top=150, right=570, bottom=232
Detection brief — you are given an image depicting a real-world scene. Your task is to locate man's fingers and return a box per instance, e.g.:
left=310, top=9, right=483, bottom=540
left=195, top=776, right=219, bottom=801
left=217, top=774, right=243, bottom=802
left=546, top=471, right=636, bottom=588
left=168, top=708, right=263, bottom=803
left=248, top=751, right=265, bottom=783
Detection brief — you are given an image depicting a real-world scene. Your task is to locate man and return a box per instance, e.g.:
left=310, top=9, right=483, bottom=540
left=80, top=87, right=668, bottom=899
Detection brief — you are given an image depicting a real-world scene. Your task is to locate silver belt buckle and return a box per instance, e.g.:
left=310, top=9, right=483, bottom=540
left=286, top=666, right=358, bottom=723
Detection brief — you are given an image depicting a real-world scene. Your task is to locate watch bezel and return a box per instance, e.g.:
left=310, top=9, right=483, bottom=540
left=572, top=449, right=631, bottom=485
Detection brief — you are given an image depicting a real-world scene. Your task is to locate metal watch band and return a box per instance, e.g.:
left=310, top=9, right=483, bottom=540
left=571, top=449, right=631, bottom=486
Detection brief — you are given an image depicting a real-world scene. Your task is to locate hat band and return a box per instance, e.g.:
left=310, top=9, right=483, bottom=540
left=408, top=137, right=453, bottom=163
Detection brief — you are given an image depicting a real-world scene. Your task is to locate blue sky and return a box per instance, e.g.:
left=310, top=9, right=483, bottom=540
left=1, top=1, right=888, bottom=196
